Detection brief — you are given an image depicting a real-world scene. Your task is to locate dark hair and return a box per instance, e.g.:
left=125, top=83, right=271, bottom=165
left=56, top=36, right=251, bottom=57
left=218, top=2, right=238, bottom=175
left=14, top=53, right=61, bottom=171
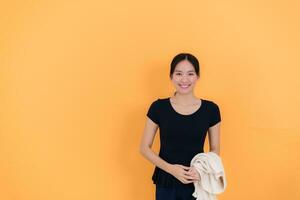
left=170, top=53, right=200, bottom=96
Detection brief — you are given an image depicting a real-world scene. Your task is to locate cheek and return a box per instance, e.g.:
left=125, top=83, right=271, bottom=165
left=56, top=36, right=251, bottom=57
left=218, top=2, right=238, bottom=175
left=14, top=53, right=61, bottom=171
left=190, top=77, right=198, bottom=83
left=172, top=76, right=181, bottom=83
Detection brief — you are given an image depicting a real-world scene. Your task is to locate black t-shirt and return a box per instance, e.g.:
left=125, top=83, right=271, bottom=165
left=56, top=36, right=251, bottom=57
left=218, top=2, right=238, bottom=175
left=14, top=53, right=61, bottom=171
left=146, top=97, right=221, bottom=188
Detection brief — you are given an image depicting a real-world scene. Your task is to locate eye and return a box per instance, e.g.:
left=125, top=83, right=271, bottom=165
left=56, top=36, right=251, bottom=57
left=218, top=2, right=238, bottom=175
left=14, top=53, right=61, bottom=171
left=175, top=73, right=182, bottom=75
left=189, top=73, right=195, bottom=76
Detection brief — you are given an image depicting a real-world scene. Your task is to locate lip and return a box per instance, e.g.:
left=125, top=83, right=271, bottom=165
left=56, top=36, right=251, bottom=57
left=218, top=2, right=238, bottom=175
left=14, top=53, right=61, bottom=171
left=179, top=84, right=191, bottom=89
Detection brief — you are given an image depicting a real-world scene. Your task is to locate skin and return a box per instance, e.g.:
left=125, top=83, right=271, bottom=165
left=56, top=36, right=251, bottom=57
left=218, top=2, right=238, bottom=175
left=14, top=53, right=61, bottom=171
left=139, top=59, right=221, bottom=184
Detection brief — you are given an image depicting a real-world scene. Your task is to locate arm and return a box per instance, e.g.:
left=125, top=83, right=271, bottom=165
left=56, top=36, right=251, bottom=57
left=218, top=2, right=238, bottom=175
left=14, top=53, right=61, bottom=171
left=139, top=117, right=172, bottom=174
left=188, top=122, right=221, bottom=181
left=208, top=122, right=221, bottom=156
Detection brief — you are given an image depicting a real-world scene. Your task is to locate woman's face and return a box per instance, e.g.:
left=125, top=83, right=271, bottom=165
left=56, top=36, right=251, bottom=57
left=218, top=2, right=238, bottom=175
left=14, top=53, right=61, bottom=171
left=170, top=60, right=199, bottom=94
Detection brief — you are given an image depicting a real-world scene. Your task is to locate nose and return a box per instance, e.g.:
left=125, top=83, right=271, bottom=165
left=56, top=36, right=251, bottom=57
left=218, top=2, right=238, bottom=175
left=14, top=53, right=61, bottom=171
left=181, top=75, right=189, bottom=82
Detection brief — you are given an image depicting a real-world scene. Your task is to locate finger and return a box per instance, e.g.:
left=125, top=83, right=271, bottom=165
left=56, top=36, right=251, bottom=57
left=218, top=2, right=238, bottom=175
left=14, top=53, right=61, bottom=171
left=180, top=178, right=188, bottom=183
left=183, top=179, right=194, bottom=184
left=183, top=171, right=193, bottom=176
left=190, top=168, right=196, bottom=173
left=188, top=168, right=194, bottom=173
left=185, top=170, right=192, bottom=175
left=187, top=172, right=196, bottom=177
left=181, top=179, right=189, bottom=184
left=190, top=174, right=200, bottom=180
left=183, top=174, right=194, bottom=180
left=186, top=175, right=196, bottom=179
left=187, top=176, right=199, bottom=181
left=187, top=170, right=197, bottom=176
left=180, top=165, right=191, bottom=170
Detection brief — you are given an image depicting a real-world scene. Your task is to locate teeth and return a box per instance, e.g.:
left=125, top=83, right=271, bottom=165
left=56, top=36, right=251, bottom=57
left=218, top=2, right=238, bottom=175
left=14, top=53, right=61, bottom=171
left=180, top=84, right=190, bottom=88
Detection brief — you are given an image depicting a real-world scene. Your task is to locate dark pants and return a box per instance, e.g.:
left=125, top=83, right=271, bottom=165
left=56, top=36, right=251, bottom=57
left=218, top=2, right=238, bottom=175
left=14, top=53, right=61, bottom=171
left=155, top=185, right=196, bottom=200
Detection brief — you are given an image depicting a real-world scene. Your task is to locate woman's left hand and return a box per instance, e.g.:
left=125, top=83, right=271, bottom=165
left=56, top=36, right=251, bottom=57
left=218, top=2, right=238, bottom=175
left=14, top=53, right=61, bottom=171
left=186, top=166, right=201, bottom=181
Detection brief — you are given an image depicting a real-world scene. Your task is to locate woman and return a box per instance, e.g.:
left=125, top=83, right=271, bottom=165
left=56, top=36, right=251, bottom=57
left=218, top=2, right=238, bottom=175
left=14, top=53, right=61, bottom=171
left=139, top=53, right=221, bottom=200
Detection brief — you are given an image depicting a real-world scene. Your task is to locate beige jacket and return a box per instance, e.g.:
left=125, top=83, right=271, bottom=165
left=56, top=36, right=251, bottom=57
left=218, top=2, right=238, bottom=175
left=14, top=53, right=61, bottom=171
left=190, top=152, right=227, bottom=200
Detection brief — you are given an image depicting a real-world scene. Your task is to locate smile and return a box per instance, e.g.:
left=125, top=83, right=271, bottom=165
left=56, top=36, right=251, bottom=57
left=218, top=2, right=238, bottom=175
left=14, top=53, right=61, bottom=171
left=179, top=84, right=191, bottom=89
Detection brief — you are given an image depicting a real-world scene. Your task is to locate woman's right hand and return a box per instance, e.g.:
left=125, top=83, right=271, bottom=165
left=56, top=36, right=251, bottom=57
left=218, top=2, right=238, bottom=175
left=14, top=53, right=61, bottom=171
left=168, top=164, right=195, bottom=184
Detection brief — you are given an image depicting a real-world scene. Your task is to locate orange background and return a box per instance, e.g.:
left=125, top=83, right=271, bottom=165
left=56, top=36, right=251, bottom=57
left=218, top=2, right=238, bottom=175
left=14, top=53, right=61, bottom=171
left=1, top=1, right=300, bottom=200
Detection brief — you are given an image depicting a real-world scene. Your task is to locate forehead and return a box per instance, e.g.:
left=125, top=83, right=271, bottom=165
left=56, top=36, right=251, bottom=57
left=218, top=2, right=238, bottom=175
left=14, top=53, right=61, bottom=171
left=174, top=60, right=195, bottom=72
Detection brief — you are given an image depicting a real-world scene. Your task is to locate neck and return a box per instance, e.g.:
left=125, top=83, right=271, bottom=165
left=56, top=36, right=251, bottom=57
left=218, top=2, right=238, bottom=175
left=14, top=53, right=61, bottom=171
left=173, top=92, right=198, bottom=104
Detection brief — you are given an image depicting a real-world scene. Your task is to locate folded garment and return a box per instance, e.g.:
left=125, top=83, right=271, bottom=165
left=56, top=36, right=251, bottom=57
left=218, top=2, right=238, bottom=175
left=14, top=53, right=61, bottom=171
left=190, top=152, right=227, bottom=200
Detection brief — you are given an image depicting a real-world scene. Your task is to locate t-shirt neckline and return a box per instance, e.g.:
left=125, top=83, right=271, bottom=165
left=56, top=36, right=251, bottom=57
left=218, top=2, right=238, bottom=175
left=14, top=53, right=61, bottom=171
left=168, top=97, right=204, bottom=116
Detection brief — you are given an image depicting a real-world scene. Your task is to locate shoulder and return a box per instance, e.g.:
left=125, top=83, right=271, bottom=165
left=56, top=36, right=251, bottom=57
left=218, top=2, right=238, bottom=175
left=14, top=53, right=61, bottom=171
left=147, top=97, right=168, bottom=124
left=150, top=97, right=169, bottom=105
left=147, top=97, right=170, bottom=113
left=148, top=97, right=163, bottom=110
left=149, top=98, right=161, bottom=106
left=203, top=99, right=220, bottom=110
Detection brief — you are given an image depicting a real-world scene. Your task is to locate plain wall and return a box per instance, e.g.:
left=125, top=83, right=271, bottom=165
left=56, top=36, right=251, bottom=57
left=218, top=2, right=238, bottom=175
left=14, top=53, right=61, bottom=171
left=1, top=1, right=300, bottom=199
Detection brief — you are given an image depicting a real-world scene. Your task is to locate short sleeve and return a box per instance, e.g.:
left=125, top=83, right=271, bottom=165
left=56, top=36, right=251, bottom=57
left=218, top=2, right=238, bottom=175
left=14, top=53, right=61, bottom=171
left=146, top=99, right=160, bottom=125
left=209, top=101, right=221, bottom=127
